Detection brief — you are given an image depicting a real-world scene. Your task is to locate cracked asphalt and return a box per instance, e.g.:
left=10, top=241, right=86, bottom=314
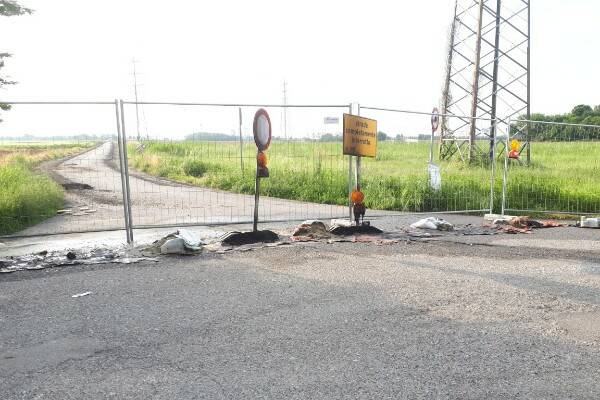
left=1, top=224, right=600, bottom=399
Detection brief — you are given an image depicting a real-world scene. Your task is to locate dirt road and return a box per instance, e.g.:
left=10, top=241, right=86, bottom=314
left=18, top=142, right=348, bottom=236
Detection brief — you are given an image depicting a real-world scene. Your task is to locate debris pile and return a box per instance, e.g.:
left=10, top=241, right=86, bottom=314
left=489, top=216, right=564, bottom=234
left=143, top=229, right=204, bottom=255
left=220, top=230, right=279, bottom=246
left=292, top=220, right=331, bottom=240
left=0, top=249, right=157, bottom=274
left=579, top=217, right=600, bottom=229
left=56, top=205, right=97, bottom=217
left=410, top=217, right=454, bottom=231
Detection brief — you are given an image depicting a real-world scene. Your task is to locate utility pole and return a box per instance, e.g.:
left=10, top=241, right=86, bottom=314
left=282, top=80, right=288, bottom=140
left=132, top=59, right=141, bottom=142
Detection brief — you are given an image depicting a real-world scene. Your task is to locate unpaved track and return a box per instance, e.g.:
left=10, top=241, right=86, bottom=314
left=17, top=142, right=348, bottom=236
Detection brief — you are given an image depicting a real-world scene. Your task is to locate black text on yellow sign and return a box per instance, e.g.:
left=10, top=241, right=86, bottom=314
left=343, top=114, right=378, bottom=158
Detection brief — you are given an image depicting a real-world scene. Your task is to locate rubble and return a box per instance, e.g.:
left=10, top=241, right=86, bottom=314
left=143, top=229, right=204, bottom=255
left=220, top=230, right=279, bottom=246
left=488, top=216, right=565, bottom=234
left=292, top=220, right=331, bottom=239
left=0, top=249, right=157, bottom=273
left=410, top=217, right=454, bottom=231
left=580, top=217, right=600, bottom=228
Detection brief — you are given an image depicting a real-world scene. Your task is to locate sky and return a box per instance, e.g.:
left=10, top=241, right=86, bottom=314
left=0, top=0, right=598, bottom=138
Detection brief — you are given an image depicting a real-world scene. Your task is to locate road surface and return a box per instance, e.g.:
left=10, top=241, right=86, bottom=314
left=2, top=228, right=600, bottom=399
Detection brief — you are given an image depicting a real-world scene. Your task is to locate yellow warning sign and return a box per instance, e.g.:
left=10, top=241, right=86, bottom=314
left=343, top=114, right=378, bottom=158
left=510, top=139, right=520, bottom=151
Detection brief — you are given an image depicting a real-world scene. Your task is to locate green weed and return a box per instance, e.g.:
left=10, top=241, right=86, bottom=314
left=128, top=140, right=600, bottom=215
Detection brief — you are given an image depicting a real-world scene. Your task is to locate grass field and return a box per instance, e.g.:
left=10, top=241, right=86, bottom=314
left=129, top=140, right=600, bottom=215
left=0, top=143, right=94, bottom=235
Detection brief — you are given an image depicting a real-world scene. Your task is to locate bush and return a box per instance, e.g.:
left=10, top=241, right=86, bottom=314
left=182, top=159, right=208, bottom=177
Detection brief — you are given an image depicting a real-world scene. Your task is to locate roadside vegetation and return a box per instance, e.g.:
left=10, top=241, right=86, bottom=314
left=0, top=143, right=93, bottom=235
left=128, top=140, right=600, bottom=215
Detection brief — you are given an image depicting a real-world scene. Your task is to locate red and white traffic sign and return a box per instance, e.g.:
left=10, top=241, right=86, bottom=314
left=253, top=108, right=272, bottom=151
left=431, top=107, right=440, bottom=132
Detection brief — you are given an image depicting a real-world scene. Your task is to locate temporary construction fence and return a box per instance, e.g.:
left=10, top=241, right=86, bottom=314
left=358, top=105, right=500, bottom=217
left=0, top=100, right=355, bottom=240
left=118, top=101, right=352, bottom=236
left=501, top=119, right=600, bottom=216
left=2, top=100, right=597, bottom=241
left=0, top=100, right=506, bottom=240
left=0, top=101, right=128, bottom=237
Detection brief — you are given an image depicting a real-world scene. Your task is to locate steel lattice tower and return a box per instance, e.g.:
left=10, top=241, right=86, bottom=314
left=440, top=0, right=530, bottom=163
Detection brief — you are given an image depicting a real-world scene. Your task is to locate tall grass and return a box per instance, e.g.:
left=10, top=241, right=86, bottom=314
left=0, top=142, right=94, bottom=235
left=0, top=162, right=64, bottom=234
left=129, top=140, right=600, bottom=215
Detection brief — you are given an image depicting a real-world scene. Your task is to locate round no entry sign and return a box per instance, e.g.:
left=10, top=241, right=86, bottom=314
left=431, top=107, right=440, bottom=132
left=253, top=109, right=272, bottom=151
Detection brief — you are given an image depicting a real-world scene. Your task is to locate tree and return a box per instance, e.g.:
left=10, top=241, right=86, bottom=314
left=571, top=104, right=593, bottom=117
left=377, top=131, right=388, bottom=141
left=0, top=0, right=32, bottom=16
left=319, top=133, right=342, bottom=142
left=594, top=105, right=600, bottom=114
left=1, top=1, right=32, bottom=122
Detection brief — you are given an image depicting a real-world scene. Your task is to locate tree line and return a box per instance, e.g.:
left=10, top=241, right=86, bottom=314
left=525, top=104, right=600, bottom=141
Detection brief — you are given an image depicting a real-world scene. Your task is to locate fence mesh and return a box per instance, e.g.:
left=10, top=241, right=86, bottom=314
left=120, top=103, right=351, bottom=229
left=359, top=106, right=495, bottom=215
left=4, top=101, right=597, bottom=239
left=0, top=102, right=127, bottom=237
left=502, top=119, right=600, bottom=216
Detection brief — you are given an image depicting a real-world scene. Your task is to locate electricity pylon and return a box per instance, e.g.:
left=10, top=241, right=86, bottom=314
left=440, top=0, right=530, bottom=163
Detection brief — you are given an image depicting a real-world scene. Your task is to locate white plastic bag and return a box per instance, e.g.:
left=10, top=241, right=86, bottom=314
left=410, top=217, right=454, bottom=231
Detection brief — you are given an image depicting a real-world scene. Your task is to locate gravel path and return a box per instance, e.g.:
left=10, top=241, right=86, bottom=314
left=18, top=142, right=349, bottom=236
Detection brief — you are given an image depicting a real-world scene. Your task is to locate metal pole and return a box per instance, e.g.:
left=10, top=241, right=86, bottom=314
left=429, top=125, right=435, bottom=164
left=253, top=158, right=260, bottom=232
left=526, top=0, right=531, bottom=165
left=115, top=99, right=132, bottom=244
left=119, top=99, right=134, bottom=243
left=283, top=81, right=288, bottom=140
left=238, top=107, right=244, bottom=171
left=347, top=103, right=354, bottom=223
left=489, top=126, right=497, bottom=214
left=501, top=118, right=511, bottom=215
left=355, top=105, right=362, bottom=207
left=133, top=60, right=141, bottom=142
left=489, top=0, right=502, bottom=162
left=468, top=0, right=485, bottom=161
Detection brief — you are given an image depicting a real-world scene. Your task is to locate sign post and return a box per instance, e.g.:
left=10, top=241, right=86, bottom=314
left=220, top=108, right=279, bottom=246
left=343, top=112, right=377, bottom=226
left=239, top=107, right=244, bottom=171
left=429, top=107, right=441, bottom=191
left=429, top=107, right=440, bottom=163
left=252, top=108, right=272, bottom=232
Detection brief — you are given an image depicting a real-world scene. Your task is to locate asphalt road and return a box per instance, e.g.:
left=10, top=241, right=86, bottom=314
left=19, top=142, right=349, bottom=236
left=2, top=228, right=600, bottom=399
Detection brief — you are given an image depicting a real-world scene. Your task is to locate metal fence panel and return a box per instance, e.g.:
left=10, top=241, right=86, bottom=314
left=0, top=102, right=129, bottom=238
left=501, top=119, right=600, bottom=216
left=9, top=100, right=595, bottom=238
left=358, top=106, right=497, bottom=215
left=119, top=102, right=352, bottom=229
